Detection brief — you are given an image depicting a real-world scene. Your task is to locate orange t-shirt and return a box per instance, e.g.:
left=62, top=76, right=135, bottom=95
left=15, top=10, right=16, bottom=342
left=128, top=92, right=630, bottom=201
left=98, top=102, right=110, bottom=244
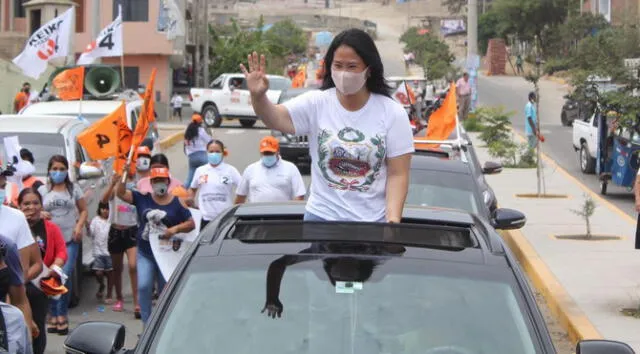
left=14, top=92, right=28, bottom=112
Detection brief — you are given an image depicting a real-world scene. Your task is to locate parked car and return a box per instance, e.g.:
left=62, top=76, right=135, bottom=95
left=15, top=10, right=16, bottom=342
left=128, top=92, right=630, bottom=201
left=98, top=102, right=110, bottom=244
left=19, top=99, right=159, bottom=152
left=63, top=202, right=635, bottom=354
left=271, top=87, right=315, bottom=172
left=0, top=115, right=109, bottom=307
left=190, top=73, right=290, bottom=128
left=413, top=130, right=502, bottom=213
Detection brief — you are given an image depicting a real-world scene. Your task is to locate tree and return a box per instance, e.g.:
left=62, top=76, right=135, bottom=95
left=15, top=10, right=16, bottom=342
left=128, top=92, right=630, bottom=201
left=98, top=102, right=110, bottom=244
left=209, top=17, right=308, bottom=79
left=571, top=194, right=596, bottom=239
left=478, top=10, right=503, bottom=55
left=399, top=27, right=455, bottom=80
left=264, top=19, right=308, bottom=57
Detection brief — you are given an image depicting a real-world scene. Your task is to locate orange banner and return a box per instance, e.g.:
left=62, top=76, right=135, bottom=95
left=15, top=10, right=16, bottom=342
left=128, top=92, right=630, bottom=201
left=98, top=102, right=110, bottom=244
left=113, top=112, right=133, bottom=174
left=52, top=67, right=85, bottom=101
left=415, top=82, right=457, bottom=150
left=133, top=68, right=157, bottom=147
left=77, top=102, right=128, bottom=160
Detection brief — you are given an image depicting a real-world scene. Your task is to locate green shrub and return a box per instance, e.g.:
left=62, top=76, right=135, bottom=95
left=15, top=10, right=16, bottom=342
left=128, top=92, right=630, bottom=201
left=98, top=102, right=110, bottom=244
left=478, top=106, right=513, bottom=146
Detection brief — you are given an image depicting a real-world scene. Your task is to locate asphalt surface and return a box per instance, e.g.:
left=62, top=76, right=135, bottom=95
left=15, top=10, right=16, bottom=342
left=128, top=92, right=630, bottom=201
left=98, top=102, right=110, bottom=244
left=477, top=75, right=637, bottom=217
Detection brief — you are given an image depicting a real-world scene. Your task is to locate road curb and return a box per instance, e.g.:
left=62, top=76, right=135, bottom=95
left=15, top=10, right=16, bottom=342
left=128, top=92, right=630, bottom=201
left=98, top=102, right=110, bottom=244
left=545, top=75, right=569, bottom=86
left=159, top=131, right=184, bottom=151
left=499, top=229, right=603, bottom=344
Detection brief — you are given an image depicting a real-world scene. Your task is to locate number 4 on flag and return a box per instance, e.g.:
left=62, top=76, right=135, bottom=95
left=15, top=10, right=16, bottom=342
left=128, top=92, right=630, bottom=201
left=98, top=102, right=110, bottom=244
left=99, top=33, right=115, bottom=50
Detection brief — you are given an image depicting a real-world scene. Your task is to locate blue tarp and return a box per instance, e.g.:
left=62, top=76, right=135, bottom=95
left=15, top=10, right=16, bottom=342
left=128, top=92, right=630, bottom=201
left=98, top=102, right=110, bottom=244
left=315, top=31, right=333, bottom=47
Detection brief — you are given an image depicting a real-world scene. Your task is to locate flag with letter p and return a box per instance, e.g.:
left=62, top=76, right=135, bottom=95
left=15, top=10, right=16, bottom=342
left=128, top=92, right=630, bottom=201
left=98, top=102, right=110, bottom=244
left=12, top=7, right=75, bottom=79
left=77, top=5, right=123, bottom=65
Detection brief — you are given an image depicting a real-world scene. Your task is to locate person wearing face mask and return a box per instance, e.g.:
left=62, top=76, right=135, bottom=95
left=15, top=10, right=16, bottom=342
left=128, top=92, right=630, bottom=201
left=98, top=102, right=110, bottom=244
left=17, top=187, right=67, bottom=353
left=8, top=149, right=43, bottom=208
left=189, top=140, right=242, bottom=229
left=116, top=167, right=195, bottom=325
left=183, top=114, right=212, bottom=189
left=134, top=146, right=152, bottom=180
left=37, top=155, right=88, bottom=334
left=235, top=136, right=306, bottom=204
left=242, top=28, right=414, bottom=223
left=137, top=154, right=183, bottom=194
left=101, top=173, right=140, bottom=317
left=0, top=236, right=39, bottom=353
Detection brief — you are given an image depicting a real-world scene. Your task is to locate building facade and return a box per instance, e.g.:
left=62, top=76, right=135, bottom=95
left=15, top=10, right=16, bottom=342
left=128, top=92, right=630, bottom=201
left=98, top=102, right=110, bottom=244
left=0, top=0, right=188, bottom=110
left=581, top=0, right=639, bottom=26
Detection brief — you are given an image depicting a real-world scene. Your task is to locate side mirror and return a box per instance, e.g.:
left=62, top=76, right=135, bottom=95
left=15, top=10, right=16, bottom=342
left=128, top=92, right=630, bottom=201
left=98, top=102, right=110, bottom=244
left=78, top=162, right=104, bottom=180
left=482, top=161, right=503, bottom=174
left=63, top=321, right=126, bottom=354
left=491, top=208, right=526, bottom=230
left=576, top=339, right=635, bottom=354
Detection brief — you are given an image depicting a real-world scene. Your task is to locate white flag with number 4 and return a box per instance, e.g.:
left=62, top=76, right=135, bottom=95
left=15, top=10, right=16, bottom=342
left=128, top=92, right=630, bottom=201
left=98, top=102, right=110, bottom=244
left=77, top=5, right=123, bottom=65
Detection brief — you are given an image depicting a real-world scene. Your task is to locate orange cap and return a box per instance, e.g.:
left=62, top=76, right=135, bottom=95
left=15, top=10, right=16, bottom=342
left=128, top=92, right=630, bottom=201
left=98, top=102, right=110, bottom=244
left=192, top=113, right=203, bottom=123
left=137, top=146, right=151, bottom=156
left=150, top=167, right=170, bottom=179
left=259, top=136, right=279, bottom=153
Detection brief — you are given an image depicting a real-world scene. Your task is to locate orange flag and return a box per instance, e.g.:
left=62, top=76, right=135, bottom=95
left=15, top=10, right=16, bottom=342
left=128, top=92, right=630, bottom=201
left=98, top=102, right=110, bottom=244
left=78, top=102, right=129, bottom=160
left=415, top=82, right=457, bottom=150
left=52, top=67, right=85, bottom=101
left=113, top=112, right=133, bottom=174
left=133, top=68, right=156, bottom=147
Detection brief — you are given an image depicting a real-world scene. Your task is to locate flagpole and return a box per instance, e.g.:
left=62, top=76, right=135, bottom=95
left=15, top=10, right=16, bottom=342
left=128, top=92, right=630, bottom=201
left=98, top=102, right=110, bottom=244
left=118, top=5, right=126, bottom=90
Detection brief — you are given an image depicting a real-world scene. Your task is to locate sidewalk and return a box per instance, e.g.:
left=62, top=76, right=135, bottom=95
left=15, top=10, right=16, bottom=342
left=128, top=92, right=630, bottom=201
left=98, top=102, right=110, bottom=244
left=467, top=132, right=640, bottom=350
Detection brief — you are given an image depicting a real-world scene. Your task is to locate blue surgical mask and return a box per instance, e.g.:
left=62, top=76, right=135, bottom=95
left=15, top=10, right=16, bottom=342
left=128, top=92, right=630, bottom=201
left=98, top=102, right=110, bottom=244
left=49, top=171, right=67, bottom=184
left=0, top=189, right=5, bottom=204
left=261, top=155, right=278, bottom=168
left=208, top=152, right=223, bottom=166
left=126, top=182, right=136, bottom=191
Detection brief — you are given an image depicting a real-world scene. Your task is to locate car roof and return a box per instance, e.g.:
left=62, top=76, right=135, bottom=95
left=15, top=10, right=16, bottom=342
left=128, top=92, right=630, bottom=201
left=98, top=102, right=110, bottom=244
left=410, top=154, right=472, bottom=174
left=0, top=115, right=80, bottom=133
left=20, top=100, right=136, bottom=115
left=193, top=203, right=507, bottom=267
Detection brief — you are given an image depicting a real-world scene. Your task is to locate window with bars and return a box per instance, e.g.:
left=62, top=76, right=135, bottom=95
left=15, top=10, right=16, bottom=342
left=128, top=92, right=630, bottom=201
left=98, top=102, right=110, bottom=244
left=113, top=0, right=149, bottom=22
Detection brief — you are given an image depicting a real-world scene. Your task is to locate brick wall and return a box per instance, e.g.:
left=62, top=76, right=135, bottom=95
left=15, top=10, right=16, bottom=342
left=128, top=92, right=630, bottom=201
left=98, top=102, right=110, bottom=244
left=487, top=38, right=506, bottom=75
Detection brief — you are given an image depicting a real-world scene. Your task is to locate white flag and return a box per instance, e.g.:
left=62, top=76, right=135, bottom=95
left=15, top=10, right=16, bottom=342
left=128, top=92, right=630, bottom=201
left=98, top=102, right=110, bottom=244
left=166, top=0, right=185, bottom=41
left=12, top=7, right=75, bottom=79
left=393, top=81, right=415, bottom=105
left=77, top=6, right=123, bottom=65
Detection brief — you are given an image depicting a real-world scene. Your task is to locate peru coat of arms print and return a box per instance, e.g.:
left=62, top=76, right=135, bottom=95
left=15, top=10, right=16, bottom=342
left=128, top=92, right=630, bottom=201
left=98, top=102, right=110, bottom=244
left=317, top=127, right=386, bottom=192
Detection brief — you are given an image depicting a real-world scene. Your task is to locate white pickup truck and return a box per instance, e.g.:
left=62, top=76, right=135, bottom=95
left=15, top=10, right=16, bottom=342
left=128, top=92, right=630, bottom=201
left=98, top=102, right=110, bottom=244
left=572, top=110, right=599, bottom=174
left=190, top=73, right=291, bottom=128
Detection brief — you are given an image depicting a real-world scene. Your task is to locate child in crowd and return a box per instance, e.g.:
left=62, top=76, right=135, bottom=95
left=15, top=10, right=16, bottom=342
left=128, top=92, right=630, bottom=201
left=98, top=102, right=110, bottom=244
left=89, top=202, right=114, bottom=302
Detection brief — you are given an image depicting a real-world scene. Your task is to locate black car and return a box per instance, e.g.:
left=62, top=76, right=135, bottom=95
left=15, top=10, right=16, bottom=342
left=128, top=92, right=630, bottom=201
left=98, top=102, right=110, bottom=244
left=408, top=153, right=499, bottom=221
left=413, top=130, right=502, bottom=213
left=64, top=203, right=635, bottom=354
left=271, top=88, right=314, bottom=172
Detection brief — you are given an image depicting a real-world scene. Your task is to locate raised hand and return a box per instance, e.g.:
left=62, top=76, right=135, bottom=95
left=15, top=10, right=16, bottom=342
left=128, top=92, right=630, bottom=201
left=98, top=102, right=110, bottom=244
left=240, top=52, right=269, bottom=98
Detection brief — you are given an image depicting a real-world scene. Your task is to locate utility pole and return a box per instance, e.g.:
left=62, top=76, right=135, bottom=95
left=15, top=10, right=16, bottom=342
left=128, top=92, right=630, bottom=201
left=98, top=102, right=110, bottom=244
left=203, top=0, right=210, bottom=86
left=194, top=0, right=201, bottom=87
left=91, top=0, right=101, bottom=64
left=466, top=0, right=478, bottom=60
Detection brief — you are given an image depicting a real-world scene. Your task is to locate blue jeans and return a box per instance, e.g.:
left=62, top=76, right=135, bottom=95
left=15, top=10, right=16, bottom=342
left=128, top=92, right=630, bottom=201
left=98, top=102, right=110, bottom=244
left=527, top=135, right=537, bottom=150
left=137, top=249, right=166, bottom=324
left=50, top=240, right=79, bottom=317
left=184, top=151, right=208, bottom=188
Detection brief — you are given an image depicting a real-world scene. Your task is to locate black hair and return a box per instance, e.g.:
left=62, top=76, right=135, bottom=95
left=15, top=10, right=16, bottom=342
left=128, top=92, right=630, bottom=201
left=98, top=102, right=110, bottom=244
left=97, top=201, right=109, bottom=216
left=322, top=258, right=377, bottom=286
left=46, top=155, right=73, bottom=195
left=529, top=91, right=536, bottom=101
left=206, top=139, right=225, bottom=151
left=17, top=187, right=42, bottom=205
left=150, top=153, right=170, bottom=169
left=20, top=148, right=34, bottom=164
left=22, top=82, right=30, bottom=87
left=321, top=28, right=391, bottom=97
left=184, top=121, right=201, bottom=143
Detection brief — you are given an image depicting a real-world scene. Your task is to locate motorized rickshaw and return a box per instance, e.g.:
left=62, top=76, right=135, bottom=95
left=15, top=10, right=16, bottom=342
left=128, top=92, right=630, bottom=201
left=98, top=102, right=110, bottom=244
left=596, top=111, right=640, bottom=194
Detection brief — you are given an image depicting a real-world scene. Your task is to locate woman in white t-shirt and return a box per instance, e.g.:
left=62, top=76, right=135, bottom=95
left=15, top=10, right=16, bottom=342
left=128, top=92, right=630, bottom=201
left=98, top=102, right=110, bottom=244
left=240, top=28, right=414, bottom=223
left=183, top=114, right=212, bottom=189
left=189, top=140, right=242, bottom=229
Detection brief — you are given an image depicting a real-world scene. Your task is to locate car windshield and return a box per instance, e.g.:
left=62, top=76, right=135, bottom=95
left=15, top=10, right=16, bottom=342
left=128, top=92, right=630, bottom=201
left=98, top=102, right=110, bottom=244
left=147, top=256, right=539, bottom=354
left=0, top=133, right=65, bottom=177
left=406, top=169, right=481, bottom=214
left=270, top=77, right=292, bottom=90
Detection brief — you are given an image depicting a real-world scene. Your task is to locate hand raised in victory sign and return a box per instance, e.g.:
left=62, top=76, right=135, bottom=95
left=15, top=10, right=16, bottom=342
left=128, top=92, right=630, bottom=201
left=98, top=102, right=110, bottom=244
left=240, top=52, right=269, bottom=98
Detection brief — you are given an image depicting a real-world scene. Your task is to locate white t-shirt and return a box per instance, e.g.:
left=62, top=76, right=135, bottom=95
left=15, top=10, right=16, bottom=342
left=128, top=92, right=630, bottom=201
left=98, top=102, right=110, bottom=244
left=171, top=95, right=184, bottom=108
left=89, top=216, right=110, bottom=257
left=184, top=127, right=212, bottom=156
left=190, top=163, right=242, bottom=221
left=0, top=205, right=35, bottom=250
left=283, top=88, right=414, bottom=221
left=236, top=159, right=306, bottom=203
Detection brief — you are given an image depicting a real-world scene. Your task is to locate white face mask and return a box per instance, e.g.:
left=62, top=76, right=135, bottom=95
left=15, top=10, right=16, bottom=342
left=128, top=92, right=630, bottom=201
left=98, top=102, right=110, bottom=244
left=332, top=68, right=368, bottom=95
left=137, top=158, right=151, bottom=172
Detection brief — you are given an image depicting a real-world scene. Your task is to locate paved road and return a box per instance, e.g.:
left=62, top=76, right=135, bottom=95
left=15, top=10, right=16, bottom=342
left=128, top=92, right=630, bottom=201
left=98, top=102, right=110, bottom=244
left=477, top=75, right=637, bottom=217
